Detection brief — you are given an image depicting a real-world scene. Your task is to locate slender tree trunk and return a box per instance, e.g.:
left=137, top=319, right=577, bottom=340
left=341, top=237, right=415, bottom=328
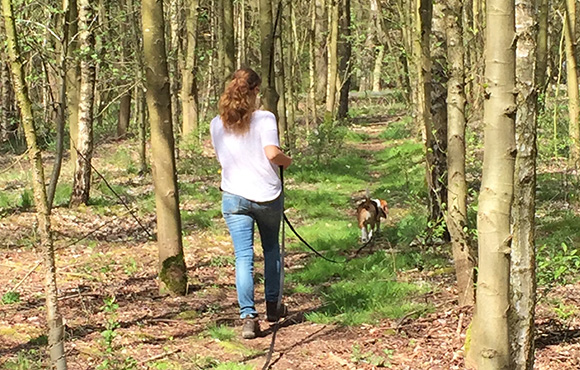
left=467, top=0, right=516, bottom=368
left=70, top=0, right=96, bottom=207
left=444, top=0, right=474, bottom=306
left=236, top=0, right=246, bottom=68
left=67, top=0, right=80, bottom=166
left=564, top=0, right=580, bottom=164
left=128, top=0, right=147, bottom=174
left=325, top=0, right=338, bottom=117
left=509, top=0, right=538, bottom=368
left=285, top=0, right=296, bottom=148
left=315, top=0, right=328, bottom=103
left=168, top=0, right=182, bottom=139
left=182, top=0, right=200, bottom=137
left=1, top=1, right=67, bottom=368
left=372, top=46, right=384, bottom=92
left=142, top=0, right=188, bottom=295
left=116, top=0, right=131, bottom=138
left=535, top=0, right=548, bottom=93
left=308, top=0, right=317, bottom=130
left=337, top=0, right=351, bottom=120
left=276, top=27, right=288, bottom=146
left=223, top=0, right=235, bottom=81
left=260, top=0, right=280, bottom=118
left=47, top=0, right=72, bottom=210
left=0, top=19, right=15, bottom=142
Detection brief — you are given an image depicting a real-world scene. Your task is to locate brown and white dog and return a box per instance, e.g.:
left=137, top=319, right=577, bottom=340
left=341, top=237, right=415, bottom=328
left=357, top=197, right=389, bottom=243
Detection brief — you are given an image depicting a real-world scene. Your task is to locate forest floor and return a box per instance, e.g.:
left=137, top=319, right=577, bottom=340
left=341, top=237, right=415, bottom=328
left=1, top=114, right=580, bottom=369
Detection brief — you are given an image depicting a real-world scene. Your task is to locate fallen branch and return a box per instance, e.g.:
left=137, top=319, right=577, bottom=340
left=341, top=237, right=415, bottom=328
left=139, top=349, right=181, bottom=364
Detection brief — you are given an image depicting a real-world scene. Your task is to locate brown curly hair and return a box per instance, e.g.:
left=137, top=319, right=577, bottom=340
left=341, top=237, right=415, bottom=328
left=218, top=68, right=262, bottom=134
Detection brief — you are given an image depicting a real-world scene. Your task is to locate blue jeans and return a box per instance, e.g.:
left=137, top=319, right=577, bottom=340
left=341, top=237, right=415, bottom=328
left=222, top=192, right=283, bottom=319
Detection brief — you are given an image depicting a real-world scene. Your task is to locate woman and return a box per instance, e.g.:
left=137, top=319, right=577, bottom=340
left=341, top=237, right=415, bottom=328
left=210, top=68, right=292, bottom=339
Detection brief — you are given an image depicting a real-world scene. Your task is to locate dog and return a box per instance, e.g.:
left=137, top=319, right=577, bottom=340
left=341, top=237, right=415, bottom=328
left=356, top=197, right=389, bottom=243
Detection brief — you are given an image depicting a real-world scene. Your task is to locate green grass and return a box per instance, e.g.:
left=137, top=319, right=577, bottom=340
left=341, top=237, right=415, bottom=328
left=2, top=349, right=45, bottom=370
left=206, top=323, right=236, bottom=341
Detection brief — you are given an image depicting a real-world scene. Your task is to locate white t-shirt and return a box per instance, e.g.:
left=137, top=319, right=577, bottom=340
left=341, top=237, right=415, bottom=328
left=210, top=110, right=281, bottom=202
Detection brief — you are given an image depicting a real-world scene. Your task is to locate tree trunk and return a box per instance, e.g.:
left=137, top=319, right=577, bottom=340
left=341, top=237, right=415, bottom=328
left=535, top=0, right=548, bottom=93
left=467, top=0, right=516, bottom=368
left=325, top=0, right=338, bottom=117
left=372, top=46, right=384, bottom=92
left=142, top=0, right=188, bottom=296
left=223, top=0, right=235, bottom=81
left=70, top=0, right=96, bottom=207
left=236, top=0, right=246, bottom=68
left=308, top=0, right=317, bottom=130
left=127, top=0, right=147, bottom=174
left=444, top=0, right=474, bottom=306
left=337, top=0, right=351, bottom=120
left=260, top=0, right=280, bottom=118
left=564, top=0, right=580, bottom=164
left=116, top=0, right=132, bottom=139
left=429, top=3, right=448, bottom=236
left=66, top=0, right=80, bottom=166
left=315, top=0, right=328, bottom=103
left=276, top=27, right=288, bottom=147
left=47, top=0, right=72, bottom=210
left=0, top=20, right=15, bottom=142
left=1, top=1, right=67, bottom=368
left=285, top=0, right=297, bottom=148
left=168, top=0, right=182, bottom=139
left=509, top=0, right=537, bottom=368
left=182, top=0, right=200, bottom=137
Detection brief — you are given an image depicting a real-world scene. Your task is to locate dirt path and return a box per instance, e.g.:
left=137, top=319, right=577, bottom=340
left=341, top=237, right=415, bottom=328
left=1, top=121, right=579, bottom=369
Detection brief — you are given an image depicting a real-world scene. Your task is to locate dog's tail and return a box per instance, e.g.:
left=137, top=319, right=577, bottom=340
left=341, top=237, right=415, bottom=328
left=365, top=188, right=370, bottom=200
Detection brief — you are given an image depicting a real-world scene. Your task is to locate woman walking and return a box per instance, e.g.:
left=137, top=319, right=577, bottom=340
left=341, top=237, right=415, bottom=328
left=210, top=68, right=292, bottom=339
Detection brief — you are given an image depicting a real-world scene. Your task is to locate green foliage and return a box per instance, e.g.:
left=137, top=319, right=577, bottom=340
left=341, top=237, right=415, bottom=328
left=537, top=243, right=580, bottom=288
left=2, top=291, right=21, bottom=304
left=378, top=117, right=412, bottom=141
left=208, top=255, right=235, bottom=268
left=351, top=345, right=393, bottom=367
left=212, top=362, right=255, bottom=370
left=206, top=323, right=236, bottom=341
left=19, top=188, right=33, bottom=209
left=178, top=136, right=220, bottom=177
left=305, top=120, right=349, bottom=164
left=2, top=349, right=44, bottom=370
left=97, top=296, right=138, bottom=370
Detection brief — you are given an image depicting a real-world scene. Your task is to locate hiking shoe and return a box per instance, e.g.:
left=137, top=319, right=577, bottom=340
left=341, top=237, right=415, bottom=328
left=241, top=317, right=259, bottom=339
left=266, top=301, right=288, bottom=322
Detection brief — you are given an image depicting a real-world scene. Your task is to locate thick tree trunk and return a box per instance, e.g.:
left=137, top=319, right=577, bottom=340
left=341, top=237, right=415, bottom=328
left=444, top=0, right=474, bottom=306
left=325, top=0, right=338, bottom=117
left=564, top=0, right=580, bottom=164
left=142, top=0, right=188, bottom=296
left=182, top=0, right=200, bottom=137
left=467, top=0, right=516, bottom=368
left=315, top=0, right=328, bottom=103
left=1, top=1, right=67, bottom=368
left=509, top=0, right=538, bottom=368
left=70, top=0, right=96, bottom=207
left=337, top=0, right=351, bottom=120
left=260, top=0, right=279, bottom=118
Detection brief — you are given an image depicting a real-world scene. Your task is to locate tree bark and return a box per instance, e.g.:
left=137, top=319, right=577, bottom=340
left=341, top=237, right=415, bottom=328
left=444, top=0, right=474, bottom=306
left=308, top=0, right=317, bottom=129
left=509, top=0, right=538, bottom=368
left=142, top=0, right=188, bottom=296
left=467, top=0, right=516, bottom=368
left=1, top=0, right=67, bottom=368
left=564, top=0, right=580, bottom=164
left=0, top=19, right=15, bottom=142
left=181, top=0, right=200, bottom=137
left=70, top=0, right=96, bottom=207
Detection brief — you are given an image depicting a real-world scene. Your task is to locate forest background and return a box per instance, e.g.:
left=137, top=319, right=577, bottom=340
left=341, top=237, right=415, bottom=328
left=0, top=0, right=579, bottom=369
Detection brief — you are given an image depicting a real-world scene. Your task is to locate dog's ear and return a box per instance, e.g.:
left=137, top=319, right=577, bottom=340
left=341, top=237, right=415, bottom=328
left=380, top=200, right=389, bottom=216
